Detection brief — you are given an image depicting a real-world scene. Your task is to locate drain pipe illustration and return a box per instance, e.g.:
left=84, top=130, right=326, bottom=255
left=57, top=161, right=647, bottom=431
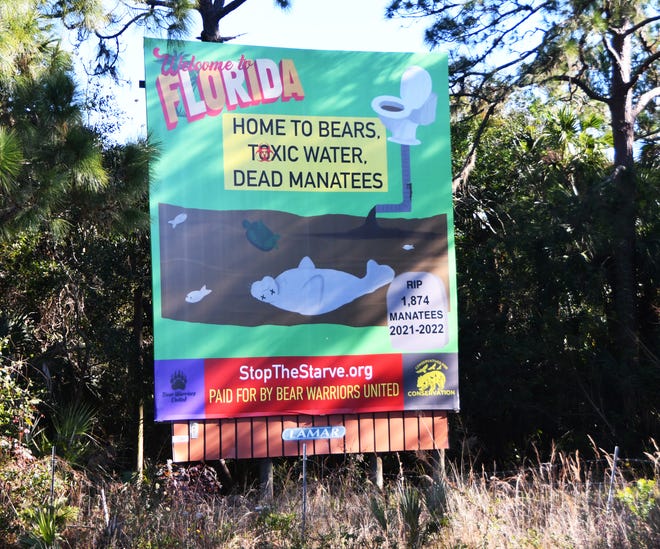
left=371, top=66, right=437, bottom=213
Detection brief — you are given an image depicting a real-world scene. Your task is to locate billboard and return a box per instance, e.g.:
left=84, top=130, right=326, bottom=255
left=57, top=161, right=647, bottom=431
left=144, top=38, right=459, bottom=421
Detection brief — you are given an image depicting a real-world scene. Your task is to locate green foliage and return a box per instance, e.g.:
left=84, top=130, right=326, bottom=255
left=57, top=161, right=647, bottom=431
left=370, top=480, right=448, bottom=548
left=424, top=480, right=449, bottom=530
left=0, top=453, right=77, bottom=545
left=48, top=401, right=98, bottom=466
left=0, top=0, right=157, bottom=466
left=0, top=224, right=156, bottom=469
left=369, top=493, right=389, bottom=533
left=0, top=127, right=23, bottom=193
left=257, top=509, right=298, bottom=537
left=0, top=313, right=42, bottom=445
left=0, top=361, right=40, bottom=442
left=398, top=484, right=424, bottom=548
left=451, top=98, right=659, bottom=459
left=0, top=6, right=108, bottom=241
left=390, top=3, right=658, bottom=452
left=388, top=0, right=658, bottom=107
left=616, top=479, right=659, bottom=520
left=0, top=0, right=656, bottom=501
left=18, top=498, right=78, bottom=549
left=48, top=0, right=292, bottom=76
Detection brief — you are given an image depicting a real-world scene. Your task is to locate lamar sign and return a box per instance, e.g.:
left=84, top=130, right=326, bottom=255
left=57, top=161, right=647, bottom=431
left=144, top=39, right=459, bottom=424
left=282, top=426, right=346, bottom=441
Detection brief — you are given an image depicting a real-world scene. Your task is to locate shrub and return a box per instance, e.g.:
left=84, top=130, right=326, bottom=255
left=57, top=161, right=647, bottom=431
left=0, top=360, right=41, bottom=444
left=616, top=479, right=658, bottom=520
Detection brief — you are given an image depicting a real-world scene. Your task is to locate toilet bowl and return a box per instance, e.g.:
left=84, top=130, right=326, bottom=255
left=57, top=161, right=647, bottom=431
left=371, top=66, right=437, bottom=145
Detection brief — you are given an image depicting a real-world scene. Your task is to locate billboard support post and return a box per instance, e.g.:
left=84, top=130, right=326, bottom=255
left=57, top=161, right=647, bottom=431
left=369, top=453, right=384, bottom=490
left=260, top=458, right=274, bottom=501
left=434, top=448, right=447, bottom=482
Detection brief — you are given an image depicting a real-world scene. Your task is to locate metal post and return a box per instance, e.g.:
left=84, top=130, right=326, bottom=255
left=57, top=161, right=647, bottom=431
left=50, top=446, right=56, bottom=507
left=280, top=426, right=345, bottom=539
left=606, top=445, right=620, bottom=513
left=137, top=400, right=144, bottom=478
left=301, top=443, right=307, bottom=537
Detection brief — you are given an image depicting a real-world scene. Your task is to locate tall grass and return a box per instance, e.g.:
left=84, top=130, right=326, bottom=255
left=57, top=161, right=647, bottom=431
left=2, top=442, right=658, bottom=548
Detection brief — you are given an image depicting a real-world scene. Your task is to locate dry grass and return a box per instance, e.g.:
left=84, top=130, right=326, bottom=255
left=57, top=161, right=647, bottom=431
left=2, top=443, right=659, bottom=548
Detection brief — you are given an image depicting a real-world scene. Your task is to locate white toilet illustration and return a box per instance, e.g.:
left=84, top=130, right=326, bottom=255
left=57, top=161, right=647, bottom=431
left=371, top=66, right=437, bottom=145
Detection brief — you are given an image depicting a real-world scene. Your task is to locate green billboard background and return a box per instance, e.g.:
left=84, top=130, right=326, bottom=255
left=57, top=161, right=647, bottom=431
left=144, top=38, right=458, bottom=415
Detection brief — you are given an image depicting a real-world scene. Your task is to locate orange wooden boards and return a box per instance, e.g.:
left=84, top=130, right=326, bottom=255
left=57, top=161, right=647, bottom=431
left=171, top=411, right=448, bottom=462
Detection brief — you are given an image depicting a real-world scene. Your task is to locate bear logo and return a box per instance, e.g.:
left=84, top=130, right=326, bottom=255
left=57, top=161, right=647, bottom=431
left=414, top=359, right=449, bottom=394
left=170, top=370, right=187, bottom=391
left=417, top=370, right=446, bottom=392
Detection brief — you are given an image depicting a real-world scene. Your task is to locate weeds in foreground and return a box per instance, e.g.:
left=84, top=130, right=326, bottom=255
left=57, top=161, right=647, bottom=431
left=1, top=441, right=659, bottom=548
left=18, top=498, right=77, bottom=548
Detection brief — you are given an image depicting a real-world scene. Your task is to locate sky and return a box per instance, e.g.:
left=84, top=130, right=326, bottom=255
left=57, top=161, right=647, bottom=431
left=217, top=0, right=428, bottom=52
left=112, top=0, right=431, bottom=141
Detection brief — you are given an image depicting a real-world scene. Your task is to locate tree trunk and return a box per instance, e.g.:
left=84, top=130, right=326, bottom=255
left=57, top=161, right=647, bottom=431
left=199, top=8, right=223, bottom=42
left=197, top=0, right=250, bottom=42
left=607, top=23, right=639, bottom=419
left=130, top=247, right=146, bottom=475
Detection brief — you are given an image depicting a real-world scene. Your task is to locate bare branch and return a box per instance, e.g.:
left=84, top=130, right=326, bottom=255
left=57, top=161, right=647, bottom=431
left=453, top=102, right=498, bottom=194
left=219, top=0, right=251, bottom=18
left=463, top=5, right=546, bottom=73
left=544, top=74, right=610, bottom=105
left=621, top=14, right=660, bottom=38
left=602, top=33, right=623, bottom=73
left=630, top=50, right=660, bottom=89
left=95, top=12, right=150, bottom=40
left=633, top=87, right=660, bottom=118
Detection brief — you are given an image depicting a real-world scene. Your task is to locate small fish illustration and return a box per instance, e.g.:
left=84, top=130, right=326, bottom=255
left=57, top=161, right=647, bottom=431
left=185, top=285, right=212, bottom=303
left=402, top=244, right=415, bottom=251
left=168, top=213, right=188, bottom=228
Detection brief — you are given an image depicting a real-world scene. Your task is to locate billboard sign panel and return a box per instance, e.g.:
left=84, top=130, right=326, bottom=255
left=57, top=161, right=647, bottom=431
left=144, top=38, right=459, bottom=421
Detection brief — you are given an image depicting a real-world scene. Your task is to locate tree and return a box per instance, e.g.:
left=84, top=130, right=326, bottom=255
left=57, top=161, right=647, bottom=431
left=387, top=0, right=659, bottom=428
left=452, top=98, right=658, bottom=458
left=0, top=1, right=108, bottom=241
left=1, top=1, right=160, bottom=466
left=2, top=0, right=298, bottom=469
left=0, top=138, right=159, bottom=466
left=51, top=0, right=291, bottom=77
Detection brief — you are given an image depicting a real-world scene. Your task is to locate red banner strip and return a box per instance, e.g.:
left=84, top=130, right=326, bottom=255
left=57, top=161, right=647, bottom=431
left=205, top=354, right=404, bottom=418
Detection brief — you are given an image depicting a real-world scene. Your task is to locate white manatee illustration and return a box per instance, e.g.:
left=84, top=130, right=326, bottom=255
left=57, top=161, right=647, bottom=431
left=185, top=285, right=212, bottom=303
left=251, top=256, right=395, bottom=315
left=168, top=213, right=188, bottom=228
